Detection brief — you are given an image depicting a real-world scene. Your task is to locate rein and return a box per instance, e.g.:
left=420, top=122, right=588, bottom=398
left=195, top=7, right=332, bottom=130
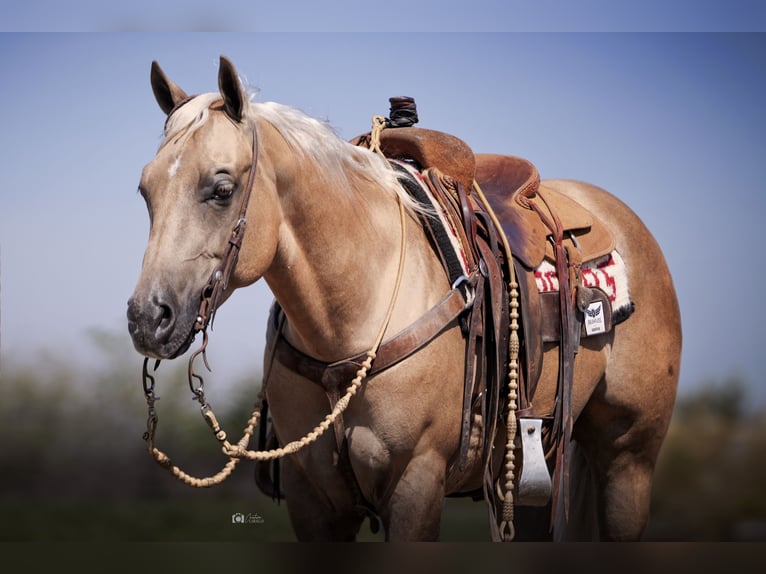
left=140, top=118, right=409, bottom=486
left=141, top=120, right=260, bottom=486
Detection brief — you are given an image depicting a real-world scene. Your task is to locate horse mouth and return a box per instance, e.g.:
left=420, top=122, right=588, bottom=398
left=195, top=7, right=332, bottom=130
left=128, top=319, right=198, bottom=360
left=163, top=323, right=199, bottom=359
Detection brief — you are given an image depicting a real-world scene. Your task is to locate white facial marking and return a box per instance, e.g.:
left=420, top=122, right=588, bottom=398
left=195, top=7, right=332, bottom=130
left=168, top=156, right=181, bottom=179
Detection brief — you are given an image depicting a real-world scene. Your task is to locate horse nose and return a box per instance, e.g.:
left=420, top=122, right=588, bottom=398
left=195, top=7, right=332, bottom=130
left=127, top=291, right=178, bottom=347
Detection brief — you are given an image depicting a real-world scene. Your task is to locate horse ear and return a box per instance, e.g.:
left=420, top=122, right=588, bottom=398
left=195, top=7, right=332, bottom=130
left=151, top=61, right=189, bottom=116
left=218, top=56, right=247, bottom=123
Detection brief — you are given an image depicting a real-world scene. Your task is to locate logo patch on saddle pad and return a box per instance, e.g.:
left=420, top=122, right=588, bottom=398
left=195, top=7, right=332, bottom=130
left=534, top=250, right=633, bottom=322
left=584, top=300, right=606, bottom=336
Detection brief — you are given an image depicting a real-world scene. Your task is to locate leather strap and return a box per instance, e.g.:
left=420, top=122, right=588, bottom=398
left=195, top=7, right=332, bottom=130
left=539, top=288, right=613, bottom=342
left=459, top=272, right=485, bottom=470
left=425, top=169, right=478, bottom=273
left=524, top=191, right=578, bottom=530
left=273, top=282, right=473, bottom=393
left=274, top=279, right=472, bottom=469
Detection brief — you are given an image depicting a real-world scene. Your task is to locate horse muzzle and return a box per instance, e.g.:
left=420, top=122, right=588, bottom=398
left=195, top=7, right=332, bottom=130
left=127, top=289, right=197, bottom=359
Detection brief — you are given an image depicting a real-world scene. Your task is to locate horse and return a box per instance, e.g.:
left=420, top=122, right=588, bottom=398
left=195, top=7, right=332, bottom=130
left=127, top=56, right=681, bottom=541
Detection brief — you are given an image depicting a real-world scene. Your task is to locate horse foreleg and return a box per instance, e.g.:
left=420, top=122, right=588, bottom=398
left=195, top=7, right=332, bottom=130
left=280, top=457, right=365, bottom=541
left=379, top=450, right=447, bottom=541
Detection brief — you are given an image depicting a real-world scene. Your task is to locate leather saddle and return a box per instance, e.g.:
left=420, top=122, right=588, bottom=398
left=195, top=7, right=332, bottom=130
left=350, top=122, right=623, bottom=395
left=350, top=127, right=476, bottom=192
left=352, top=128, right=614, bottom=269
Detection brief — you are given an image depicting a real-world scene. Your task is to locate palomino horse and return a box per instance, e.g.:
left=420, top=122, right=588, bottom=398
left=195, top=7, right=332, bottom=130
left=127, top=57, right=681, bottom=541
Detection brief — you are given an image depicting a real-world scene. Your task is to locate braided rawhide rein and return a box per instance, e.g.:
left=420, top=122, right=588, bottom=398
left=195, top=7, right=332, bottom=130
left=144, top=350, right=378, bottom=487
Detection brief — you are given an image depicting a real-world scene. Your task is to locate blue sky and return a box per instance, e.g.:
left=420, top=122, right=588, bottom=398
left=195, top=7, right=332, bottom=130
left=0, top=29, right=765, bottom=404
left=2, top=1, right=766, bottom=31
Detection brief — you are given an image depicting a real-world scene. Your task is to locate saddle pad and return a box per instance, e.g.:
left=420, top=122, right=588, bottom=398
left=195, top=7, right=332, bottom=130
left=395, top=160, right=471, bottom=278
left=534, top=250, right=632, bottom=319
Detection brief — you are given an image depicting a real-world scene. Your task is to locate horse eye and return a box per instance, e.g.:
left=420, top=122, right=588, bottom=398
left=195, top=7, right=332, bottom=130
left=212, top=181, right=235, bottom=201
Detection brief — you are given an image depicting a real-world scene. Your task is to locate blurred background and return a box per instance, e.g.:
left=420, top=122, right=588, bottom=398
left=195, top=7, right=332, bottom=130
left=1, top=4, right=765, bottom=542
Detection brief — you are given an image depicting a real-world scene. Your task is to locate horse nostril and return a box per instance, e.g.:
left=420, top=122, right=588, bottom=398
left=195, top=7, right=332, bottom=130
left=153, top=299, right=176, bottom=340
left=159, top=303, right=173, bottom=329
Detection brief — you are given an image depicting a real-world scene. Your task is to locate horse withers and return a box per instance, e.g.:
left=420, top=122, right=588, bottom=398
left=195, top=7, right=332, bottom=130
left=127, top=56, right=681, bottom=541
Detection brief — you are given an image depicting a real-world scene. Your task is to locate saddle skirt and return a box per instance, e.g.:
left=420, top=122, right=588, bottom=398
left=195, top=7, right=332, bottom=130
left=474, top=154, right=615, bottom=269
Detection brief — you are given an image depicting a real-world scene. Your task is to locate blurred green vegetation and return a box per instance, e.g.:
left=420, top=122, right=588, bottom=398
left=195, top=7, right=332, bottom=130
left=1, top=331, right=764, bottom=541
left=647, top=376, right=766, bottom=541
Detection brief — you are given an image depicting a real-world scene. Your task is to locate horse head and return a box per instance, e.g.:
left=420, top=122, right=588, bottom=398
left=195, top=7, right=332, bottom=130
left=127, top=57, right=280, bottom=359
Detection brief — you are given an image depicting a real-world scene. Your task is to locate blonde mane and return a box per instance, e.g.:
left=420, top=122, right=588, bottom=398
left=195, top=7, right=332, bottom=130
left=253, top=101, right=424, bottom=215
left=161, top=93, right=423, bottom=215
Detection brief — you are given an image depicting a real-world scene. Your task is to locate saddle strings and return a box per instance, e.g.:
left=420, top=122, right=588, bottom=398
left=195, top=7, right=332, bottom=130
left=472, top=180, right=521, bottom=542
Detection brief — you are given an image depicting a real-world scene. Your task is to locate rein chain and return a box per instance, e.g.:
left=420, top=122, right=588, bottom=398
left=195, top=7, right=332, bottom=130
left=141, top=117, right=408, bottom=487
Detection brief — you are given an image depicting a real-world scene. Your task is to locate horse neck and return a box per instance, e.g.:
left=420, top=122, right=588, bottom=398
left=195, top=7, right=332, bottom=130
left=261, top=132, right=417, bottom=361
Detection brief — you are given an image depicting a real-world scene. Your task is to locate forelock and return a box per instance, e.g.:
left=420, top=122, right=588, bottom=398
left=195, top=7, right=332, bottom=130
left=160, top=93, right=225, bottom=147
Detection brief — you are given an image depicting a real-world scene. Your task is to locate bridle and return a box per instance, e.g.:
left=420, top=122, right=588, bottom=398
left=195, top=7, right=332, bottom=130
left=185, top=121, right=259, bottom=401
left=142, top=117, right=259, bottom=418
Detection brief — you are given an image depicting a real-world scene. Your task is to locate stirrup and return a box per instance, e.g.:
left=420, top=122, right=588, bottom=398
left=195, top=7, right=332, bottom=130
left=517, top=418, right=552, bottom=506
